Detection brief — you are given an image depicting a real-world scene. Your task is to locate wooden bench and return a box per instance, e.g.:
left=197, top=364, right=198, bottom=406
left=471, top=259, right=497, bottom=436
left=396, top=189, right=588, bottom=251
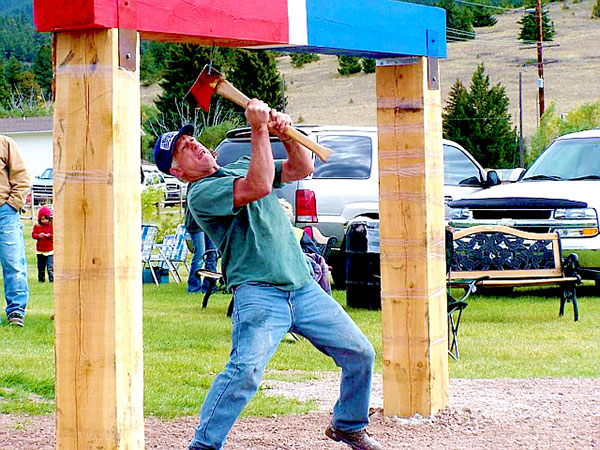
left=448, top=225, right=581, bottom=321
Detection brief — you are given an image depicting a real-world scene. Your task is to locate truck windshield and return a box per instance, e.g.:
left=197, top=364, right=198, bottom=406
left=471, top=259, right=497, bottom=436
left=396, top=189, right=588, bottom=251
left=39, top=168, right=53, bottom=179
left=523, top=137, right=600, bottom=181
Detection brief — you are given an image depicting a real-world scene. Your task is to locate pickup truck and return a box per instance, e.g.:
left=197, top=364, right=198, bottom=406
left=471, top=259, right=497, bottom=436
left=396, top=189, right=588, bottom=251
left=449, top=129, right=600, bottom=288
left=216, top=125, right=499, bottom=286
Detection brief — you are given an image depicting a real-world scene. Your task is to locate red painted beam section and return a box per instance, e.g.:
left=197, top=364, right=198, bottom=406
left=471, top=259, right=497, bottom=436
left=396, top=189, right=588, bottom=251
left=34, top=0, right=290, bottom=47
left=34, top=0, right=117, bottom=32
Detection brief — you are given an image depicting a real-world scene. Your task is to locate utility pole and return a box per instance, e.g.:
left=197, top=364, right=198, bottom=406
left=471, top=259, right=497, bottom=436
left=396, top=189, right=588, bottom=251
left=536, top=0, right=545, bottom=117
left=519, top=72, right=524, bottom=168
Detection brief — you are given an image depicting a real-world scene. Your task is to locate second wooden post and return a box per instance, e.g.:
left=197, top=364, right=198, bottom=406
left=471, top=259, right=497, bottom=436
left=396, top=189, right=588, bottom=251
left=376, top=57, right=448, bottom=417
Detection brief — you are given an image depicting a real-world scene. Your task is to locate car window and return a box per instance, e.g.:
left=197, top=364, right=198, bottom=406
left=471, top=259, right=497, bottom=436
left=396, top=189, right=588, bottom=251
left=443, top=144, right=481, bottom=186
left=216, top=140, right=288, bottom=166
left=313, top=135, right=372, bottom=179
left=40, top=168, right=53, bottom=179
left=524, top=137, right=600, bottom=180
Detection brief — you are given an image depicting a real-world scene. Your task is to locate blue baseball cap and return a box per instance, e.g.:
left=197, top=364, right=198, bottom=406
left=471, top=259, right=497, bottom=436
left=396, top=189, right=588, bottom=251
left=153, top=124, right=195, bottom=175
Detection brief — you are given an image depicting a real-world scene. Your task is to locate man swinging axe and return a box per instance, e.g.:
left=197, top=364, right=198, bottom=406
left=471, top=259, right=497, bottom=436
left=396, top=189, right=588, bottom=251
left=153, top=67, right=382, bottom=450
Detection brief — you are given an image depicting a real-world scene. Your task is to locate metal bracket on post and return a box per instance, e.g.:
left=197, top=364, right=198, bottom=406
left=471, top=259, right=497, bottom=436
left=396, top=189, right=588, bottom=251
left=426, top=29, right=440, bottom=90
left=376, top=57, right=419, bottom=67
left=427, top=57, right=439, bottom=90
left=117, top=0, right=137, bottom=71
left=118, top=28, right=136, bottom=71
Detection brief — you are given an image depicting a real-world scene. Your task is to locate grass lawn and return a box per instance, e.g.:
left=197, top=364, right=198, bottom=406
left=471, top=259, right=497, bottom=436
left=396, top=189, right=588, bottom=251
left=1, top=222, right=599, bottom=417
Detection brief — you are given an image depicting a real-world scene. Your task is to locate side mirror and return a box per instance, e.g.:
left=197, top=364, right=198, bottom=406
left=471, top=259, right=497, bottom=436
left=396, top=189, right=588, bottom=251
left=485, top=170, right=501, bottom=187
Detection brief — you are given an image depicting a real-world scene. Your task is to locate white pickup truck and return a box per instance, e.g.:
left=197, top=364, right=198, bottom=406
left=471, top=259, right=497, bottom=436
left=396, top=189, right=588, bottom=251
left=449, top=129, right=600, bottom=288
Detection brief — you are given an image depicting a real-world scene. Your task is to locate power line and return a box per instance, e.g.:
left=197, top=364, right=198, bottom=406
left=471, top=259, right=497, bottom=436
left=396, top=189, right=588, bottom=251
left=450, top=0, right=515, bottom=12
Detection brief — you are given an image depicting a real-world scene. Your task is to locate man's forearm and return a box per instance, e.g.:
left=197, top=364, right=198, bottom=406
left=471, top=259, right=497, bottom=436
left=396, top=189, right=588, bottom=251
left=281, top=139, right=314, bottom=182
left=246, top=125, right=275, bottom=192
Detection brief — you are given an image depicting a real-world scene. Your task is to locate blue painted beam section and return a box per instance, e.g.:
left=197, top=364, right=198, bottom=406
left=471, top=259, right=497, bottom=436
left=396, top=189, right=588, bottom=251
left=305, top=0, right=446, bottom=58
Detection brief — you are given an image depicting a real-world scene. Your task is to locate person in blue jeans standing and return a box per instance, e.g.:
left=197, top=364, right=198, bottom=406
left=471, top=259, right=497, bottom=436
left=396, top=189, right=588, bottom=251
left=186, top=212, right=217, bottom=294
left=153, top=100, right=382, bottom=450
left=0, top=135, right=30, bottom=328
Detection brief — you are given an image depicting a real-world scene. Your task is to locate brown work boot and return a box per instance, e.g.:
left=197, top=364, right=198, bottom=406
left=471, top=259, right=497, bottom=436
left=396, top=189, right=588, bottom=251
left=325, top=424, right=383, bottom=450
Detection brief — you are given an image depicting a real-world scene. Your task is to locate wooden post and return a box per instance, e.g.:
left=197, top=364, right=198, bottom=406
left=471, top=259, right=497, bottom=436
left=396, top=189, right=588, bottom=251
left=53, top=28, right=144, bottom=449
left=376, top=57, right=448, bottom=417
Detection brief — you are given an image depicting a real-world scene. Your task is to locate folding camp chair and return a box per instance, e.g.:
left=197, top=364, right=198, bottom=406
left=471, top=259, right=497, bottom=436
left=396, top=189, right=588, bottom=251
left=158, top=224, right=190, bottom=283
left=141, top=224, right=167, bottom=285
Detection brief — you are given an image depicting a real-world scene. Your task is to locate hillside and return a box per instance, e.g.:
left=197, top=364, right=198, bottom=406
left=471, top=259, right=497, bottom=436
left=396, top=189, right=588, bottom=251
left=0, top=0, right=31, bottom=17
left=274, top=0, right=600, bottom=143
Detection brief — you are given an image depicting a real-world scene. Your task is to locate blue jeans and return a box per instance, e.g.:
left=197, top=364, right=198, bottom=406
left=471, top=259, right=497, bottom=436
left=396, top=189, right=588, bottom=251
left=0, top=203, right=29, bottom=318
left=188, top=231, right=217, bottom=293
left=189, top=280, right=375, bottom=450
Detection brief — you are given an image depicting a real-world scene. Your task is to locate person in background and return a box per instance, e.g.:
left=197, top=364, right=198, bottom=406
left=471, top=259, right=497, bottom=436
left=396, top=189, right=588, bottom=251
left=186, top=211, right=218, bottom=294
left=0, top=134, right=30, bottom=327
left=32, top=205, right=54, bottom=283
left=153, top=99, right=381, bottom=450
left=278, top=198, right=332, bottom=295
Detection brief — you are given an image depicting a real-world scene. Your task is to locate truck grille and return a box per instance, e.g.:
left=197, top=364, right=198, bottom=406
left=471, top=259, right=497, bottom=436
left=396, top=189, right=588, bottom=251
left=472, top=209, right=552, bottom=220
left=32, top=185, right=53, bottom=196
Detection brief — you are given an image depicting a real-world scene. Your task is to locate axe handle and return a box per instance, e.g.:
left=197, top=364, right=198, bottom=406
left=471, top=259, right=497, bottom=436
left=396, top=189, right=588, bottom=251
left=215, top=80, right=331, bottom=162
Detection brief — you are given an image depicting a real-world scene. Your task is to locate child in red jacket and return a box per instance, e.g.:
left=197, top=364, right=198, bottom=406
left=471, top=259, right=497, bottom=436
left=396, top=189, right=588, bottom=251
left=32, top=205, right=54, bottom=283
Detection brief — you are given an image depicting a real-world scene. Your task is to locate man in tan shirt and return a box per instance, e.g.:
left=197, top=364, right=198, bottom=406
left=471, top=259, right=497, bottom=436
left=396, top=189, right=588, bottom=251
left=0, top=134, right=30, bottom=327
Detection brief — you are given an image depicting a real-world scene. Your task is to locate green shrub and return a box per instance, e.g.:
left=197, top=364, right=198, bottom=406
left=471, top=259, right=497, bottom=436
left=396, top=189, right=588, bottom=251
left=141, top=187, right=163, bottom=222
left=337, top=55, right=362, bottom=76
left=289, top=53, right=320, bottom=68
left=361, top=58, right=376, bottom=74
left=527, top=100, right=600, bottom=164
left=199, top=120, right=243, bottom=150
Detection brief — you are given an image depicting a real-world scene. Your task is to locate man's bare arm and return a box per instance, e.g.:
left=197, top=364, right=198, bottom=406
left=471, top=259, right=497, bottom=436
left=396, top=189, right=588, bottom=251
left=267, top=111, right=313, bottom=183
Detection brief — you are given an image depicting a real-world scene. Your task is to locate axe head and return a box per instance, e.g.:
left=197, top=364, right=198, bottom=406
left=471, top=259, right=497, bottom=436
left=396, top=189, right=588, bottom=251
left=185, top=65, right=224, bottom=112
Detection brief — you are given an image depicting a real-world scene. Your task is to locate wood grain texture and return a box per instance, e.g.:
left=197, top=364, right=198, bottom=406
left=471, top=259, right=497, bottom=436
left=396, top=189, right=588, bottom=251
left=53, top=29, right=144, bottom=449
left=376, top=58, right=447, bottom=418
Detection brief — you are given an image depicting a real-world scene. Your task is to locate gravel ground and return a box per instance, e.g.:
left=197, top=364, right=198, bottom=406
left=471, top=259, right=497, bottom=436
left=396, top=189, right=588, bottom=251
left=1, top=374, right=599, bottom=449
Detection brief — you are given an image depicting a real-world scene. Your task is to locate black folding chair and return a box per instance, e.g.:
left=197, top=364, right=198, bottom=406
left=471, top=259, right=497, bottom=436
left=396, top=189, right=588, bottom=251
left=445, top=227, right=485, bottom=360
left=195, top=249, right=224, bottom=308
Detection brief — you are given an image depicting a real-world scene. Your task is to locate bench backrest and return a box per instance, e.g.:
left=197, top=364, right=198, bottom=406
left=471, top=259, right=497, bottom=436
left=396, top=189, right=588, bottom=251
left=449, top=225, right=563, bottom=280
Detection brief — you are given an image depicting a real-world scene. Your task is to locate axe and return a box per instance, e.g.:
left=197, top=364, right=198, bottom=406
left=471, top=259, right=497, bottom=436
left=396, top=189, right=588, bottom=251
left=185, top=65, right=331, bottom=162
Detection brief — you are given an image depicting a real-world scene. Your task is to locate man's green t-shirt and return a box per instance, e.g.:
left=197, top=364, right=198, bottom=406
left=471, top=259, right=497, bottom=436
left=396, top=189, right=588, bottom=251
left=186, top=156, right=312, bottom=291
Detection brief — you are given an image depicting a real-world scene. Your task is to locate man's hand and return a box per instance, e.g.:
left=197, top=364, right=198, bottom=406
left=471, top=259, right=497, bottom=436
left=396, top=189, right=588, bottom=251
left=245, top=99, right=270, bottom=131
left=267, top=110, right=293, bottom=141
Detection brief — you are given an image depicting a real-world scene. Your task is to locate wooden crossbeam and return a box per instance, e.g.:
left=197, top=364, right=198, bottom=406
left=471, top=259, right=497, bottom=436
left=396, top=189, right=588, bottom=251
left=34, top=0, right=446, bottom=59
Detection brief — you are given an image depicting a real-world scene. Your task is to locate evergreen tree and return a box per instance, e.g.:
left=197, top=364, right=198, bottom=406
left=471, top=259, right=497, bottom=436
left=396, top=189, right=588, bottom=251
left=32, top=40, right=52, bottom=97
left=0, top=15, right=40, bottom=61
left=472, top=5, right=498, bottom=27
left=443, top=64, right=517, bottom=168
left=437, top=0, right=475, bottom=41
left=337, top=55, right=362, bottom=76
left=227, top=50, right=283, bottom=111
left=154, top=44, right=227, bottom=133
left=4, top=56, right=23, bottom=88
left=0, top=59, right=10, bottom=107
left=141, top=41, right=172, bottom=86
left=518, top=2, right=555, bottom=42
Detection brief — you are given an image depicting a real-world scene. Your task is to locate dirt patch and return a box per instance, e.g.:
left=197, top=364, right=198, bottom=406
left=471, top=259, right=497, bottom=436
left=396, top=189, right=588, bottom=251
left=2, top=375, right=599, bottom=449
